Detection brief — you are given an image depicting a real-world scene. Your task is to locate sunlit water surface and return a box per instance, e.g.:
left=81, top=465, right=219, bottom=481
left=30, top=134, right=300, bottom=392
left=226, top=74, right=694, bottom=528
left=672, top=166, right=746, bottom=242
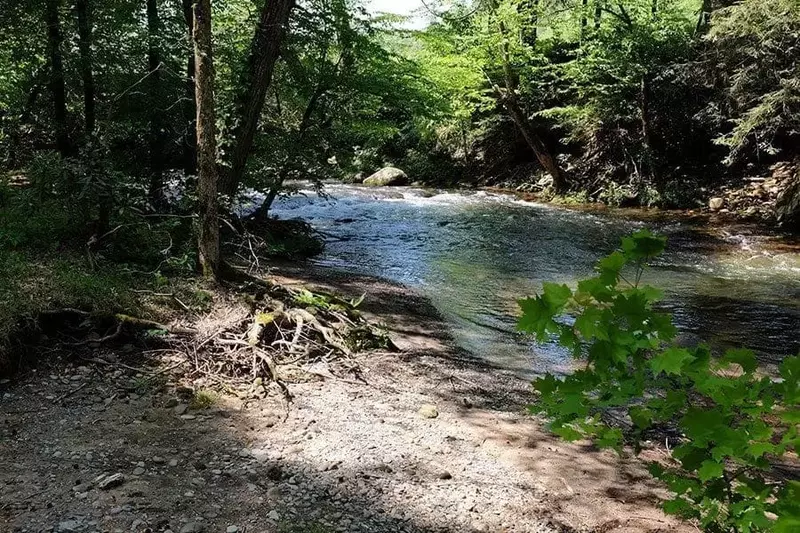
left=268, top=184, right=800, bottom=376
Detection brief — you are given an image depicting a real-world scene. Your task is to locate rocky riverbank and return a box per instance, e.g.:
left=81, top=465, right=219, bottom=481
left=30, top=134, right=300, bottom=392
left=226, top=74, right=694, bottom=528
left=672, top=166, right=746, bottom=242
left=0, top=266, right=690, bottom=533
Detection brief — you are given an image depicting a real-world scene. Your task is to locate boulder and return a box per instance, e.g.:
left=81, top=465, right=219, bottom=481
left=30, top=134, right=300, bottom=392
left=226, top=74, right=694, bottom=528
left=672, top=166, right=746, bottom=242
left=363, top=167, right=408, bottom=186
left=776, top=176, right=800, bottom=229
left=709, top=197, right=724, bottom=211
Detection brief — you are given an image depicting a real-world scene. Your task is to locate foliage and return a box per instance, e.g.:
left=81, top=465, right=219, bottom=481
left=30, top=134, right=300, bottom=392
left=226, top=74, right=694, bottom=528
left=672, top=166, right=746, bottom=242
left=518, top=230, right=799, bottom=531
left=707, top=0, right=800, bottom=165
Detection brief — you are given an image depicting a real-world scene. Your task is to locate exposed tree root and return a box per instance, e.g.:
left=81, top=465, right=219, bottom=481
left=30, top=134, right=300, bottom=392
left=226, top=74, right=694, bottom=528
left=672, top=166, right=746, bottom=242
left=40, top=276, right=390, bottom=398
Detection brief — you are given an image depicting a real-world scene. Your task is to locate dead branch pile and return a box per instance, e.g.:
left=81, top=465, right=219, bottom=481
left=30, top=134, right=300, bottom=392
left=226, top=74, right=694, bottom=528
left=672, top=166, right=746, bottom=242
left=187, top=283, right=386, bottom=395
left=35, top=279, right=389, bottom=398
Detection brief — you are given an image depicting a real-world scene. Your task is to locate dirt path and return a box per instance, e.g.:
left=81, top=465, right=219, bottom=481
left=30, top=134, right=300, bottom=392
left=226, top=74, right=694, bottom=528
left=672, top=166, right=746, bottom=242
left=0, top=268, right=689, bottom=533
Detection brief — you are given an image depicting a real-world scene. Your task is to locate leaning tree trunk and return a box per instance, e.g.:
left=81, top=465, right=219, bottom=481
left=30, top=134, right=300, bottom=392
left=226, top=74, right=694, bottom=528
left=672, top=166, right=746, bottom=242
left=45, top=0, right=70, bottom=157
left=76, top=0, right=95, bottom=135
left=495, top=21, right=567, bottom=193
left=147, top=0, right=166, bottom=205
left=218, top=0, right=295, bottom=202
left=193, top=0, right=220, bottom=279
left=182, top=0, right=197, bottom=176
left=503, top=96, right=567, bottom=192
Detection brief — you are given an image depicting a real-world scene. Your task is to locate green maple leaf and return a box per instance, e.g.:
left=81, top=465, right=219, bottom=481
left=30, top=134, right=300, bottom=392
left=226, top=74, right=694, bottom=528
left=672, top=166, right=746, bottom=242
left=542, top=282, right=571, bottom=310
left=650, top=347, right=695, bottom=376
left=597, top=251, right=626, bottom=284
left=574, top=306, right=607, bottom=340
left=722, top=348, right=758, bottom=374
left=698, top=460, right=725, bottom=481
left=621, top=229, right=666, bottom=260
left=517, top=297, right=552, bottom=339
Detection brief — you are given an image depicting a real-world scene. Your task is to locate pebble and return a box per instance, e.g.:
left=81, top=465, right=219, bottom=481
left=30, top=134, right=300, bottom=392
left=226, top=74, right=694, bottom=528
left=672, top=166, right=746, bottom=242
left=267, top=510, right=280, bottom=521
left=169, top=459, right=178, bottom=467
left=133, top=467, right=145, bottom=476
left=179, top=523, right=204, bottom=533
left=226, top=527, right=239, bottom=533
left=418, top=404, right=439, bottom=419
left=58, top=520, right=82, bottom=532
left=96, top=473, right=125, bottom=490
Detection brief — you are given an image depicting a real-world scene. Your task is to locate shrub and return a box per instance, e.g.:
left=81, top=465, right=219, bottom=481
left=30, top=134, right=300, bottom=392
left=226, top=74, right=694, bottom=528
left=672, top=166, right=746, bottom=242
left=518, top=230, right=799, bottom=532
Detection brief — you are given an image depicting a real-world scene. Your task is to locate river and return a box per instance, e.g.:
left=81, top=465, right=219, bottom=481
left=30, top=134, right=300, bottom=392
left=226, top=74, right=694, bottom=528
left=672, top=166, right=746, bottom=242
left=269, top=183, right=800, bottom=376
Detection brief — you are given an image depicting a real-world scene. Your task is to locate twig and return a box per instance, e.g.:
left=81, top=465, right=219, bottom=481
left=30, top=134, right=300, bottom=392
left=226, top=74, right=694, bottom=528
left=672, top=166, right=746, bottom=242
left=54, top=382, right=89, bottom=403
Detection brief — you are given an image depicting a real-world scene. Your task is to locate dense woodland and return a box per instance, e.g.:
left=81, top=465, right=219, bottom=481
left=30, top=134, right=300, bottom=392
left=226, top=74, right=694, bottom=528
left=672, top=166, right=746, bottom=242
left=2, top=0, right=800, bottom=238
left=0, top=2, right=799, bottom=531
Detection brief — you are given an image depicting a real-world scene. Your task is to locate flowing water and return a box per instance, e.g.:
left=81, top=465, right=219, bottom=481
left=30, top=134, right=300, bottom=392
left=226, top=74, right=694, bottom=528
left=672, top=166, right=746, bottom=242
left=268, top=183, right=800, bottom=376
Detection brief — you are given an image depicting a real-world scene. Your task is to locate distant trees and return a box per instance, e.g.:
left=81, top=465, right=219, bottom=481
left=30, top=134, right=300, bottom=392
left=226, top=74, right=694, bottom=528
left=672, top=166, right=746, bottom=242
left=45, top=0, right=69, bottom=157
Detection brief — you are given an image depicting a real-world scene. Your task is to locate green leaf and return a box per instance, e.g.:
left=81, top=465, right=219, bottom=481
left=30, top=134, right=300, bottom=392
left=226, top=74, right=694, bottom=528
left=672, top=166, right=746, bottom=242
left=629, top=406, right=653, bottom=429
left=746, top=441, right=775, bottom=459
left=542, top=282, right=572, bottom=310
left=722, top=348, right=758, bottom=374
left=621, top=229, right=666, bottom=260
left=552, top=425, right=583, bottom=441
left=650, top=347, right=695, bottom=376
left=697, top=460, right=724, bottom=481
left=517, top=296, right=553, bottom=339
left=596, top=427, right=623, bottom=449
left=574, top=306, right=607, bottom=340
left=597, top=251, right=626, bottom=283
left=663, top=497, right=696, bottom=518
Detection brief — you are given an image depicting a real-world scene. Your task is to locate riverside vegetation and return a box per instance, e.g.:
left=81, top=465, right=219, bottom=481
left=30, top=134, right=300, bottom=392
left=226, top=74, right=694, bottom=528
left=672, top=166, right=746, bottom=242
left=0, top=0, right=798, bottom=532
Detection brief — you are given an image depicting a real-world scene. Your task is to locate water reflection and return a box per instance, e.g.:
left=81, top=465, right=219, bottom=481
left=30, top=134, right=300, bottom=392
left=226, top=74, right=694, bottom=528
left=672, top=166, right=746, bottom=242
left=272, top=184, right=800, bottom=376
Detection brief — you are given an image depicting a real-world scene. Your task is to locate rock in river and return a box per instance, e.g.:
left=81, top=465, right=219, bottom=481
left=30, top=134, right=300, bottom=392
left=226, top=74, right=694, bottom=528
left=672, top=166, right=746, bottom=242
left=363, top=167, right=408, bottom=186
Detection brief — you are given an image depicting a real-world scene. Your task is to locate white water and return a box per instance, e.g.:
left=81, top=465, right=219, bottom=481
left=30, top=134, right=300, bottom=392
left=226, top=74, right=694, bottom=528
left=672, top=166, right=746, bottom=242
left=271, top=184, right=800, bottom=375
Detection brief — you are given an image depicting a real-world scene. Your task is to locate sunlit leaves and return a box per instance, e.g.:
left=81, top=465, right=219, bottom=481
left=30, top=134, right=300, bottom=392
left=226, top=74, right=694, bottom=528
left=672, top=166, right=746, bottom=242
left=650, top=347, right=695, bottom=376
left=518, top=231, right=799, bottom=532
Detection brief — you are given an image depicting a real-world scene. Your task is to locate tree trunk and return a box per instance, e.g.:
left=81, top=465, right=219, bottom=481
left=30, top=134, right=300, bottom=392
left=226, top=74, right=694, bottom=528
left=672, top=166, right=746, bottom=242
left=594, top=0, right=602, bottom=30
left=496, top=21, right=567, bottom=193
left=521, top=0, right=539, bottom=46
left=581, top=0, right=588, bottom=37
left=193, top=0, right=220, bottom=279
left=218, top=0, right=295, bottom=201
left=75, top=0, right=95, bottom=135
left=147, top=0, right=166, bottom=205
left=45, top=0, right=70, bottom=157
left=503, top=96, right=567, bottom=193
left=182, top=0, right=197, bottom=176
left=640, top=73, right=657, bottom=179
left=695, top=0, right=712, bottom=34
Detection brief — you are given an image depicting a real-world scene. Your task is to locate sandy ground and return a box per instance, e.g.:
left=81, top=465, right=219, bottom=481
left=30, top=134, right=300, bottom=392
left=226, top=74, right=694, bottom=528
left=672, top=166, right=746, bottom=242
left=0, top=267, right=691, bottom=533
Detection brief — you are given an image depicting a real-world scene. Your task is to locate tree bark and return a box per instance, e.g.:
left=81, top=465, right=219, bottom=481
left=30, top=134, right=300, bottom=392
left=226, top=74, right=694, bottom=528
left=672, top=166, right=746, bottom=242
left=503, top=95, right=567, bottom=192
left=218, top=0, right=295, bottom=201
left=193, top=0, right=220, bottom=279
left=695, top=0, right=712, bottom=34
left=581, top=0, right=588, bottom=37
left=640, top=72, right=657, bottom=180
left=495, top=22, right=567, bottom=193
left=521, top=0, right=539, bottom=46
left=182, top=0, right=197, bottom=176
left=75, top=0, right=95, bottom=135
left=147, top=0, right=166, bottom=204
left=45, top=0, right=70, bottom=157
left=594, top=0, right=602, bottom=30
